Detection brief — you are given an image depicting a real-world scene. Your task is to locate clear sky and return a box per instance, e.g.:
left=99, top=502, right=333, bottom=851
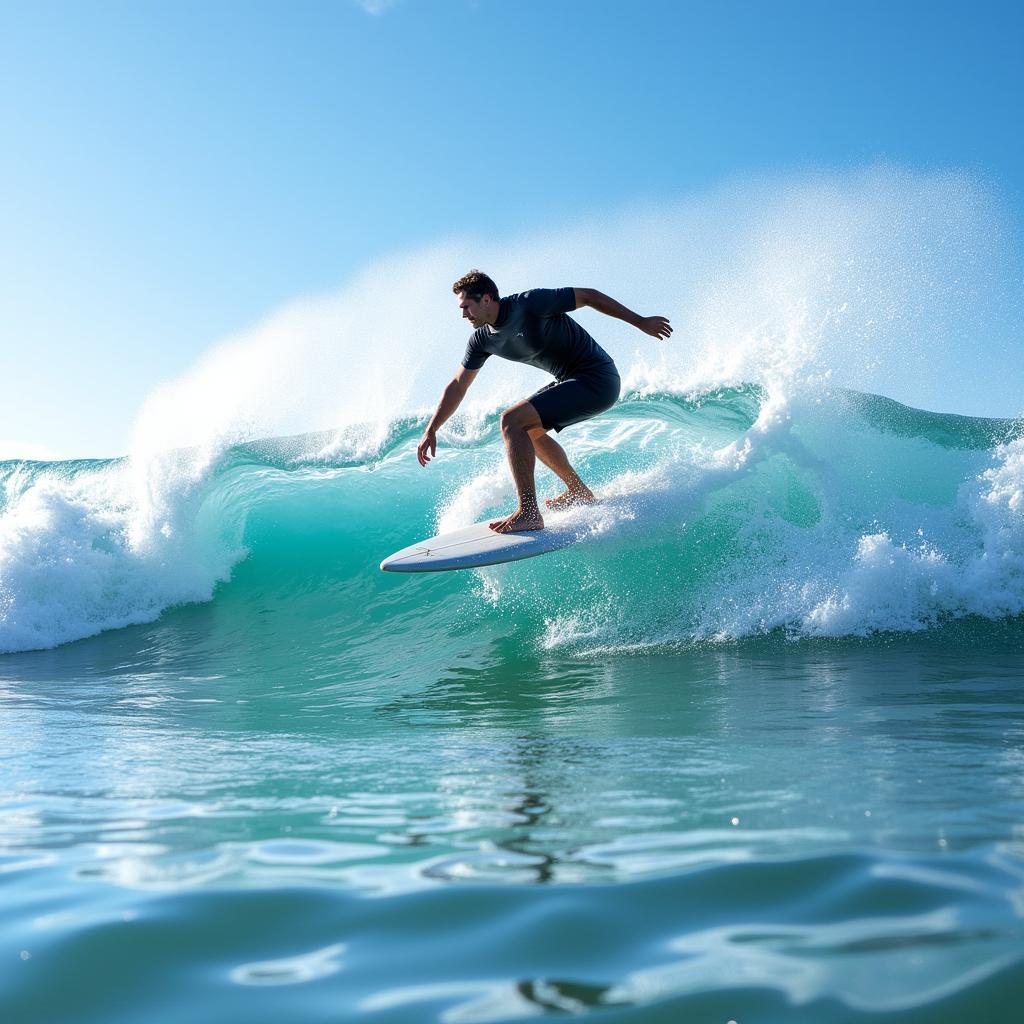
left=2, top=0, right=1022, bottom=459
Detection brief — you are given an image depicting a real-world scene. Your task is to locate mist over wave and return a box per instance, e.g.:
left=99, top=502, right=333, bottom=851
left=130, top=166, right=1019, bottom=464
left=1, top=167, right=1022, bottom=654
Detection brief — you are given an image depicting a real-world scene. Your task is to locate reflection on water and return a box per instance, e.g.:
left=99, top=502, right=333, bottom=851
left=3, top=624, right=1024, bottom=1021
left=3, top=626, right=1024, bottom=888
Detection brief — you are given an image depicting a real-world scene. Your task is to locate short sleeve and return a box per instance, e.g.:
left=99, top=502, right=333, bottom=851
left=521, top=287, right=576, bottom=317
left=461, top=330, right=491, bottom=370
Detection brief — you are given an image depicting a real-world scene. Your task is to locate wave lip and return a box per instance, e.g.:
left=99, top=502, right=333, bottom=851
left=0, top=453, right=247, bottom=654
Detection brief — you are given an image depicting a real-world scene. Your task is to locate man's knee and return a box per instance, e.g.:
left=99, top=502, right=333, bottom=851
left=500, top=403, right=541, bottom=435
left=498, top=408, right=518, bottom=434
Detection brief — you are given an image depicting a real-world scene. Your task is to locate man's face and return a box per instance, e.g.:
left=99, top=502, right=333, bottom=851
left=458, top=291, right=490, bottom=328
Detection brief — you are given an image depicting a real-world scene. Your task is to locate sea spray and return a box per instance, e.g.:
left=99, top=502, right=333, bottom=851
left=127, top=165, right=1019, bottom=470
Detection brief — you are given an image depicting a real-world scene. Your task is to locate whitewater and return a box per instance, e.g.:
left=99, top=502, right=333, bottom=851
left=2, top=383, right=1022, bottom=655
left=3, top=168, right=1024, bottom=1023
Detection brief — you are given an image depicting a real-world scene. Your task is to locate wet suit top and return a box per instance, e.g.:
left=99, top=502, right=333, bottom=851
left=461, top=288, right=617, bottom=381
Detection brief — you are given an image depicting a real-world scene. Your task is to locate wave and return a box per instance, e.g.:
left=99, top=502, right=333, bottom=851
left=1, top=386, right=1021, bottom=655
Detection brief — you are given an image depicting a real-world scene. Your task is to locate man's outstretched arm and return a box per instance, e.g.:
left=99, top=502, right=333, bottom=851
left=573, top=287, right=672, bottom=340
left=417, top=365, right=480, bottom=466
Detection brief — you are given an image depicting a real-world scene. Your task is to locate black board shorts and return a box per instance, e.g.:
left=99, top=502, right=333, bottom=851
left=526, top=369, right=621, bottom=433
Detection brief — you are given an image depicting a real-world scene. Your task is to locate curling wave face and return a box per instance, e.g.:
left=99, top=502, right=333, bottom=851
left=1, top=384, right=1021, bottom=656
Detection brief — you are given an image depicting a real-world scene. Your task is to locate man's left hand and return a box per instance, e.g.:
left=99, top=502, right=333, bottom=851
left=639, top=316, right=672, bottom=340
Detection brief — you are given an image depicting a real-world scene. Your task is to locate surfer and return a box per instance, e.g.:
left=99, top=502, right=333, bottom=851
left=417, top=270, right=672, bottom=533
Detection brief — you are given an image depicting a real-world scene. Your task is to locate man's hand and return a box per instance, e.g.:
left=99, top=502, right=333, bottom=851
left=417, top=369, right=478, bottom=467
left=639, top=316, right=672, bottom=340
left=417, top=428, right=437, bottom=467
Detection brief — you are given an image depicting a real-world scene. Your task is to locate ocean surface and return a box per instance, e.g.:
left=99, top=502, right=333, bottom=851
left=3, top=375, right=1024, bottom=1022
left=3, top=166, right=1024, bottom=1023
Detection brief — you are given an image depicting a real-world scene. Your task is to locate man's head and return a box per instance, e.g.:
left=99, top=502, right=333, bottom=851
left=453, top=270, right=500, bottom=328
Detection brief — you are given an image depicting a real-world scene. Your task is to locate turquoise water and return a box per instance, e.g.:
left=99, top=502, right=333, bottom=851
left=2, top=382, right=1024, bottom=1021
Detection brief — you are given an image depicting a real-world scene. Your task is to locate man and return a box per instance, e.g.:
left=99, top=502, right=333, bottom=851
left=417, top=270, right=672, bottom=533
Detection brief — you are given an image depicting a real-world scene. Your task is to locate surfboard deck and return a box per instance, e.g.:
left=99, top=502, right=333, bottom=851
left=380, top=517, right=579, bottom=573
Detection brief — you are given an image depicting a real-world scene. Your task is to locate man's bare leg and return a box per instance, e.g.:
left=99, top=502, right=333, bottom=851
left=490, top=402, right=546, bottom=533
left=529, top=428, right=596, bottom=510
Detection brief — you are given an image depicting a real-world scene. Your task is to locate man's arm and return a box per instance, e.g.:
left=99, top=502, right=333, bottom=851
left=417, top=365, right=480, bottom=466
left=573, top=287, right=672, bottom=340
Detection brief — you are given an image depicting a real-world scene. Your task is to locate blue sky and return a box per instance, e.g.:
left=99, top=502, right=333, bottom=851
left=2, top=0, right=1022, bottom=458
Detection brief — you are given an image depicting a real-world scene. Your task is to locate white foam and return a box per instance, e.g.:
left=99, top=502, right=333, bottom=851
left=0, top=458, right=246, bottom=653
left=539, top=399, right=1024, bottom=650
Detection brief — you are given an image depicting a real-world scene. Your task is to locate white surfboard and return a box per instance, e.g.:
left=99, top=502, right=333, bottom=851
left=380, top=517, right=581, bottom=573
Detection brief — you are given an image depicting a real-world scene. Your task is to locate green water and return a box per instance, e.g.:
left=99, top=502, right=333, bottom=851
left=3, top=626, right=1024, bottom=1022
left=3, top=389, right=1024, bottom=1020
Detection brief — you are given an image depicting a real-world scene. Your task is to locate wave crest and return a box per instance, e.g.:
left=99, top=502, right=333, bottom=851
left=1, top=388, right=1021, bottom=655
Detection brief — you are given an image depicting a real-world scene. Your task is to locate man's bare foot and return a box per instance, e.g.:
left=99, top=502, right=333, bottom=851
left=544, top=484, right=596, bottom=511
left=489, top=508, right=544, bottom=533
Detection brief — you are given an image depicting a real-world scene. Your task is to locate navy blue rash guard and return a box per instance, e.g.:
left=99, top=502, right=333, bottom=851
left=461, top=288, right=617, bottom=380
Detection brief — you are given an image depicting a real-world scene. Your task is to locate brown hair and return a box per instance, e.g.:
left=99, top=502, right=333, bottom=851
left=452, top=270, right=499, bottom=302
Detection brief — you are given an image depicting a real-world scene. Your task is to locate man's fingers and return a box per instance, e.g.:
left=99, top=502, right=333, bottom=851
left=644, top=316, right=672, bottom=340
left=416, top=435, right=437, bottom=466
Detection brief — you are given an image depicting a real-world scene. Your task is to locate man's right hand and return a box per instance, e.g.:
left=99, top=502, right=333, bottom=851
left=417, top=429, right=437, bottom=467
